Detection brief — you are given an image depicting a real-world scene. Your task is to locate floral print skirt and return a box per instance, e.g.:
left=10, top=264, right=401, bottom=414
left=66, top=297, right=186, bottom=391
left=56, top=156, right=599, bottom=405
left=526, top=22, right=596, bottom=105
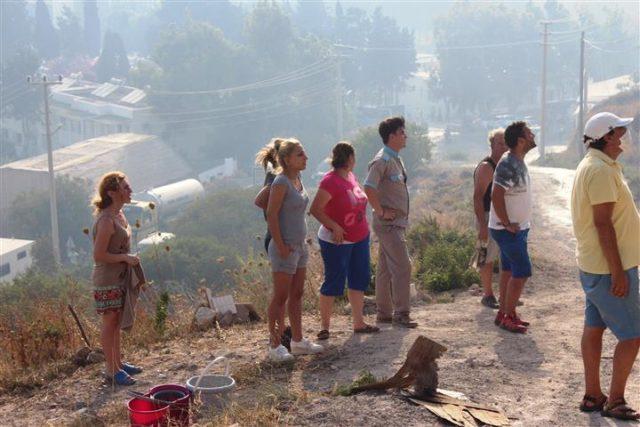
left=94, top=284, right=124, bottom=314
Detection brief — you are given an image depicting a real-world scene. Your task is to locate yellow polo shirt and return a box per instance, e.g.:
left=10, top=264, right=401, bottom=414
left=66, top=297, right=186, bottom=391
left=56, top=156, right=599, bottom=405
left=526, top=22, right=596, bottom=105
left=571, top=148, right=640, bottom=274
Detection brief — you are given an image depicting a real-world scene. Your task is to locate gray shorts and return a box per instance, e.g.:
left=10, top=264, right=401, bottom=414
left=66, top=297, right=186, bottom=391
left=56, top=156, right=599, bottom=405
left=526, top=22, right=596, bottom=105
left=475, top=212, right=499, bottom=263
left=268, top=240, right=309, bottom=274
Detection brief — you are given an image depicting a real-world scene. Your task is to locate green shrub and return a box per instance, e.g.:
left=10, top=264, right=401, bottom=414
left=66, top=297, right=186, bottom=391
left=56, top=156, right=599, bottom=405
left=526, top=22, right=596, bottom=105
left=409, top=216, right=478, bottom=293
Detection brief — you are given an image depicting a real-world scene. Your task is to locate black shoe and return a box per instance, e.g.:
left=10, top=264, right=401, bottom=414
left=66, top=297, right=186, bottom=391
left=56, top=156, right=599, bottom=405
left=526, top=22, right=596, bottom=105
left=281, top=326, right=292, bottom=352
left=480, top=295, right=499, bottom=309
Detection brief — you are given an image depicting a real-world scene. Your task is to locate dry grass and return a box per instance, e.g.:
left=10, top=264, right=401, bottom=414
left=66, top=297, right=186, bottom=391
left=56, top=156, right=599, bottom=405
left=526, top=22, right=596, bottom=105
left=232, top=244, right=323, bottom=318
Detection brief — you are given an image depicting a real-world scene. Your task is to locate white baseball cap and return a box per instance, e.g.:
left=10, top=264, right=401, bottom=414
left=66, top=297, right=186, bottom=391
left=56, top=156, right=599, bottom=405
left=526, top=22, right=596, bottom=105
left=584, top=112, right=633, bottom=141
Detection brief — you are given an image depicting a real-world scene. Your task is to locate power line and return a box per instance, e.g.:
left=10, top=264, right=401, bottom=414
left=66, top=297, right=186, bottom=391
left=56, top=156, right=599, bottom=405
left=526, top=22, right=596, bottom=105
left=169, top=97, right=334, bottom=133
left=159, top=80, right=337, bottom=124
left=584, top=39, right=640, bottom=53
left=0, top=79, right=25, bottom=93
left=152, top=77, right=337, bottom=117
left=151, top=58, right=335, bottom=96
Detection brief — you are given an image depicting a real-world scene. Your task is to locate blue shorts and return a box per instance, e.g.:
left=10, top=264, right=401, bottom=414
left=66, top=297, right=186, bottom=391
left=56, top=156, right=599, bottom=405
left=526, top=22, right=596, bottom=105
left=490, top=228, right=532, bottom=278
left=580, top=267, right=640, bottom=341
left=319, top=235, right=370, bottom=296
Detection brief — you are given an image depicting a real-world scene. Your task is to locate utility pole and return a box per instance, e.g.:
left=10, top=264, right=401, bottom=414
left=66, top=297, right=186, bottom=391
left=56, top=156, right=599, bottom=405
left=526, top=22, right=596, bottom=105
left=577, top=31, right=586, bottom=157
left=29, top=74, right=63, bottom=266
left=335, top=57, right=344, bottom=140
left=539, top=21, right=549, bottom=164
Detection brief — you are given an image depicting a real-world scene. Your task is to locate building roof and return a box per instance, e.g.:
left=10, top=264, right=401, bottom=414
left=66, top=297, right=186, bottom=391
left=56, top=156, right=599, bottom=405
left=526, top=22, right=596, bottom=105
left=0, top=133, right=194, bottom=237
left=2, top=133, right=155, bottom=172
left=52, top=77, right=150, bottom=109
left=588, top=74, right=636, bottom=105
left=0, top=238, right=34, bottom=256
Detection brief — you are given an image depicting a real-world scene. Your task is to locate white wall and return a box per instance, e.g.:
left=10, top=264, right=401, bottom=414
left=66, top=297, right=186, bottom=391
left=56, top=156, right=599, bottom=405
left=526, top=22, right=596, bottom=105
left=0, top=242, right=34, bottom=283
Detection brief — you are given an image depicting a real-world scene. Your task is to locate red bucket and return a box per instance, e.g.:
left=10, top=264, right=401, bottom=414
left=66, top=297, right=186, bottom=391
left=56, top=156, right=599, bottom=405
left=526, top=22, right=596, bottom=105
left=127, top=397, right=169, bottom=427
left=149, top=384, right=191, bottom=426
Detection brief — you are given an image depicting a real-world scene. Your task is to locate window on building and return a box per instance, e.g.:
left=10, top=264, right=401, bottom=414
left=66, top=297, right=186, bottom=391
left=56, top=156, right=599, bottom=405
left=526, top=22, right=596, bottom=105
left=17, top=251, right=27, bottom=260
left=0, top=263, right=10, bottom=277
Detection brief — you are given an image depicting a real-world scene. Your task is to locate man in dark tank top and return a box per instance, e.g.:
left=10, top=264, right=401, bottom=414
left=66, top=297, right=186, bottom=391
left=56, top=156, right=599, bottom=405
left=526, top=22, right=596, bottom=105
left=472, top=129, right=507, bottom=309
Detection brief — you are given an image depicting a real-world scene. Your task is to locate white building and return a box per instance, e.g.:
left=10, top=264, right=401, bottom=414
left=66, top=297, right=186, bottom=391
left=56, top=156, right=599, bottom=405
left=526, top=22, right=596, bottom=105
left=0, top=238, right=34, bottom=283
left=198, top=158, right=238, bottom=183
left=50, top=77, right=161, bottom=149
left=0, top=133, right=193, bottom=237
left=1, top=77, right=162, bottom=159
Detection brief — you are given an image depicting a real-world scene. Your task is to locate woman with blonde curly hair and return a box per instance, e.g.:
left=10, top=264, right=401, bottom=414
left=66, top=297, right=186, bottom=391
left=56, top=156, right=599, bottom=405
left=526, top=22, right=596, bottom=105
left=91, top=171, right=146, bottom=385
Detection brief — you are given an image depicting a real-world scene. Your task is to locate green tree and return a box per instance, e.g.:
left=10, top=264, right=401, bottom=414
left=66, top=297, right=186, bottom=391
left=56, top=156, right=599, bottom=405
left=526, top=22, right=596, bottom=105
left=244, top=2, right=294, bottom=67
left=431, top=3, right=541, bottom=116
left=294, top=0, right=330, bottom=37
left=7, top=176, right=93, bottom=265
left=95, top=31, right=130, bottom=82
left=171, top=188, right=265, bottom=251
left=84, top=0, right=101, bottom=56
left=1, top=0, right=32, bottom=58
left=57, top=6, right=85, bottom=58
left=141, top=236, right=234, bottom=288
left=362, top=8, right=416, bottom=104
left=35, top=0, right=59, bottom=59
left=1, top=46, right=40, bottom=160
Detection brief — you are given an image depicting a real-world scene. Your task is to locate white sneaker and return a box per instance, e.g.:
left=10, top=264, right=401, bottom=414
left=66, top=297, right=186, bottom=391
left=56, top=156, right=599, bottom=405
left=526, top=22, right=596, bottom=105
left=267, top=344, right=294, bottom=363
left=290, top=338, right=323, bottom=355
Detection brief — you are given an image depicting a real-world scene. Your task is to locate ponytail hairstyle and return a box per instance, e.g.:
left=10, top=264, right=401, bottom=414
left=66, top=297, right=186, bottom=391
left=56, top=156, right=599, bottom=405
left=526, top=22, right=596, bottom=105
left=275, top=138, right=302, bottom=173
left=330, top=141, right=354, bottom=169
left=92, top=171, right=127, bottom=215
left=255, top=138, right=283, bottom=171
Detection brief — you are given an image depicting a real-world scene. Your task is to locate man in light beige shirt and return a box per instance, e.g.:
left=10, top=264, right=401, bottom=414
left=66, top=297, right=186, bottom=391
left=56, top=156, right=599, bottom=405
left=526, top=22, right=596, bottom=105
left=364, top=116, right=416, bottom=328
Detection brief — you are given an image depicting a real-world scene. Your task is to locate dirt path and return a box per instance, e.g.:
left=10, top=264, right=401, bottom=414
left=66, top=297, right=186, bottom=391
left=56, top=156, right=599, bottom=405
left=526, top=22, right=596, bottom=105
left=1, top=167, right=638, bottom=426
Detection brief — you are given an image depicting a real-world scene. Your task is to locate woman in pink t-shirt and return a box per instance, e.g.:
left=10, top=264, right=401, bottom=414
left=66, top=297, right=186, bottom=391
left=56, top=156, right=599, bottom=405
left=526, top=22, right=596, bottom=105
left=310, top=142, right=379, bottom=340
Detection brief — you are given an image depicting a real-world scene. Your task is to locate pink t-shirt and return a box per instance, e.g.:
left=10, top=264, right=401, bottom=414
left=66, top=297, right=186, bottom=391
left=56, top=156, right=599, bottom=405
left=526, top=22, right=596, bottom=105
left=318, top=170, right=369, bottom=243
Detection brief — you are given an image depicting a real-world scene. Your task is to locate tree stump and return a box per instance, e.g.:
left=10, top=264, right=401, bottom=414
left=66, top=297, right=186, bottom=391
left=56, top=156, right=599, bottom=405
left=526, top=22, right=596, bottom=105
left=351, top=335, right=447, bottom=396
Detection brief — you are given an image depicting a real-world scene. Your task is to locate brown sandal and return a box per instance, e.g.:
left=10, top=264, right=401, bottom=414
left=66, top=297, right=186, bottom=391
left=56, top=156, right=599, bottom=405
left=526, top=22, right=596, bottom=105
left=579, top=394, right=607, bottom=412
left=601, top=398, right=640, bottom=420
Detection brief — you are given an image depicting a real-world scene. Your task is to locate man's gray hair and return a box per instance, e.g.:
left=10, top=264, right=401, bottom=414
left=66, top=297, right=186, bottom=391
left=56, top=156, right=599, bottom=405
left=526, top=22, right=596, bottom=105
left=488, top=128, right=505, bottom=146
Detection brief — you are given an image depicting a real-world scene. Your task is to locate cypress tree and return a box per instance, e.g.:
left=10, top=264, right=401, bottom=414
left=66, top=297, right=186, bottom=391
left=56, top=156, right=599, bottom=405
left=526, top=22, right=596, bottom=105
left=84, top=0, right=101, bottom=56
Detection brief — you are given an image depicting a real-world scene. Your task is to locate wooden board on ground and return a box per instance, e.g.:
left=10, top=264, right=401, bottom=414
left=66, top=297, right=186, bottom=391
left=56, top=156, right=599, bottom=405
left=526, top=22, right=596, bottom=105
left=406, top=393, right=510, bottom=427
left=411, top=399, right=465, bottom=426
left=203, top=288, right=215, bottom=310
left=402, top=390, right=500, bottom=413
left=409, top=397, right=510, bottom=427
left=212, top=294, right=237, bottom=314
left=466, top=408, right=511, bottom=427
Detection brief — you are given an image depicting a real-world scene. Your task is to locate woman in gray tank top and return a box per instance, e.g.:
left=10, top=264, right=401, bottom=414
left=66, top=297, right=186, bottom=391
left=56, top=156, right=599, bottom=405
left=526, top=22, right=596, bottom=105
left=265, top=139, right=323, bottom=362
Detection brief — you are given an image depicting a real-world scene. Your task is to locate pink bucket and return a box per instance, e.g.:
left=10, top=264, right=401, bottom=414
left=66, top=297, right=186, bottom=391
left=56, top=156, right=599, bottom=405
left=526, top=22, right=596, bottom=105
left=127, top=397, right=169, bottom=427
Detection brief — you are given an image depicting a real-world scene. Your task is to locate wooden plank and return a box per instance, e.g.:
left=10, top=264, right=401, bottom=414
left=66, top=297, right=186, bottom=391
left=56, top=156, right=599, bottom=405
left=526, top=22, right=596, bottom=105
left=204, top=288, right=215, bottom=310
left=466, top=408, right=511, bottom=427
left=442, top=404, right=478, bottom=427
left=409, top=398, right=464, bottom=426
left=418, top=392, right=502, bottom=413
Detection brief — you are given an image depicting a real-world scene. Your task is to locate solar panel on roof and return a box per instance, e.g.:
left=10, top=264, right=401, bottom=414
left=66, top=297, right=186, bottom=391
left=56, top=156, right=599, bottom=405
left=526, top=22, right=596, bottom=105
left=120, top=89, right=146, bottom=104
left=91, top=83, right=118, bottom=98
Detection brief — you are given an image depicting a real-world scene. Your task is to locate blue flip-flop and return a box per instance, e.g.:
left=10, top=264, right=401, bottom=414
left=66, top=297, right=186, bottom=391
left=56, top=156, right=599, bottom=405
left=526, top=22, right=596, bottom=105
left=106, top=370, right=136, bottom=386
left=121, top=362, right=143, bottom=375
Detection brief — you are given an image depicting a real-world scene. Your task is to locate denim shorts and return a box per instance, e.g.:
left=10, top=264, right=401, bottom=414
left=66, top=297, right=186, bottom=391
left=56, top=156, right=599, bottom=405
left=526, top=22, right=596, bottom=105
left=580, top=267, right=640, bottom=341
left=490, top=228, right=532, bottom=278
left=319, top=235, right=370, bottom=296
left=268, top=240, right=308, bottom=274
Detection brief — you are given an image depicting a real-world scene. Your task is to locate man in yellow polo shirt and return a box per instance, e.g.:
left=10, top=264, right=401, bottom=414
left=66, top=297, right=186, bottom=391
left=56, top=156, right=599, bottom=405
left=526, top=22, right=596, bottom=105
left=571, top=112, right=640, bottom=420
